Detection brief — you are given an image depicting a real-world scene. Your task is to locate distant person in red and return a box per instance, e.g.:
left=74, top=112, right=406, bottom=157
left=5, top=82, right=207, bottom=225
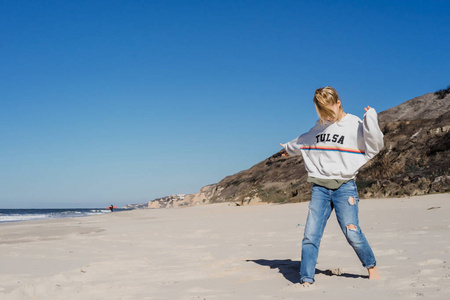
left=108, top=205, right=114, bottom=212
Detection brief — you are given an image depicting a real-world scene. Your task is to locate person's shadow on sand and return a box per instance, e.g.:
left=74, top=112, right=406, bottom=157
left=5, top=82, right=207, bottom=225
left=247, top=259, right=367, bottom=284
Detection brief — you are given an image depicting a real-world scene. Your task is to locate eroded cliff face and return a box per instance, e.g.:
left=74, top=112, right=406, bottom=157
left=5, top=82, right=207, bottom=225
left=183, top=184, right=216, bottom=206
left=149, top=91, right=450, bottom=208
left=148, top=194, right=188, bottom=209
left=147, top=185, right=218, bottom=209
left=357, top=110, right=450, bottom=198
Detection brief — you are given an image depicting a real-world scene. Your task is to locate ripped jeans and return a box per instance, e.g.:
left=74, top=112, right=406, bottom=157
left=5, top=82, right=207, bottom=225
left=300, top=181, right=376, bottom=284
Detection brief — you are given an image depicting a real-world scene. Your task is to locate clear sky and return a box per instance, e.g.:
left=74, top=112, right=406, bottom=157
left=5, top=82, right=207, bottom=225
left=1, top=0, right=449, bottom=208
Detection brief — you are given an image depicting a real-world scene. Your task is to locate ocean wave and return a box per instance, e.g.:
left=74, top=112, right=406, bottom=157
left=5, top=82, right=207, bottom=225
left=0, top=213, right=49, bottom=223
left=0, top=209, right=113, bottom=224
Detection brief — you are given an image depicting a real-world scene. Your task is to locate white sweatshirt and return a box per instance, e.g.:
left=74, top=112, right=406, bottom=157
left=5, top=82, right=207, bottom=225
left=282, top=108, right=384, bottom=180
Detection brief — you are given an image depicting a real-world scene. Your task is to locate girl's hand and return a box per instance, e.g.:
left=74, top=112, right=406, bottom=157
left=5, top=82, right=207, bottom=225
left=280, top=143, right=290, bottom=157
left=364, top=106, right=371, bottom=112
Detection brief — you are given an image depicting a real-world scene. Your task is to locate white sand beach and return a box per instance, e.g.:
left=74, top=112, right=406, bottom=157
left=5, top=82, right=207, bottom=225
left=0, top=193, right=449, bottom=300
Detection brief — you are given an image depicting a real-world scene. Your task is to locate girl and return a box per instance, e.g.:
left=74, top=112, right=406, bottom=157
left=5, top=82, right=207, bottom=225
left=280, top=86, right=382, bottom=284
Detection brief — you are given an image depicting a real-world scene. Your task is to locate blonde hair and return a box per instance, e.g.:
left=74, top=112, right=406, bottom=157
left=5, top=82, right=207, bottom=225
left=313, top=86, right=344, bottom=123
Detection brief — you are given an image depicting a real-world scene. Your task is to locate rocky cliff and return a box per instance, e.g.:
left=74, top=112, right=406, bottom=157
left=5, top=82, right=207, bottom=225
left=147, top=194, right=189, bottom=209
left=357, top=89, right=450, bottom=198
left=149, top=89, right=450, bottom=208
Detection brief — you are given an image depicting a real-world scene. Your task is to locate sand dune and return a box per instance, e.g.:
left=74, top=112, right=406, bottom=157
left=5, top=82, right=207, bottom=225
left=1, top=194, right=449, bottom=299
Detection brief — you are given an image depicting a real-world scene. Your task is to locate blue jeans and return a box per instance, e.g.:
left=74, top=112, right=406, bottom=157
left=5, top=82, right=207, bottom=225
left=300, top=181, right=376, bottom=284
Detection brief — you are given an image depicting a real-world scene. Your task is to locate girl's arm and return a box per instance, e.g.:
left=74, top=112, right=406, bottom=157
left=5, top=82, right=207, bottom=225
left=280, top=136, right=303, bottom=157
left=280, top=122, right=319, bottom=157
left=363, top=106, right=384, bottom=160
left=279, top=143, right=290, bottom=157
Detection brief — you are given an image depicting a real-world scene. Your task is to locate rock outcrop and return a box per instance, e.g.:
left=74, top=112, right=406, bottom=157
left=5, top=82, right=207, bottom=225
left=148, top=194, right=188, bottom=209
left=122, top=203, right=148, bottom=209
left=183, top=184, right=215, bottom=206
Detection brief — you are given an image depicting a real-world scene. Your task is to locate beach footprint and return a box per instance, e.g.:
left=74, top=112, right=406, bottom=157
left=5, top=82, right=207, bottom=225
left=419, top=259, right=446, bottom=266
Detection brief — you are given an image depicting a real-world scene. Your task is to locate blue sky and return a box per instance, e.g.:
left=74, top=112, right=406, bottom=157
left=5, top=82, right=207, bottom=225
left=1, top=0, right=449, bottom=208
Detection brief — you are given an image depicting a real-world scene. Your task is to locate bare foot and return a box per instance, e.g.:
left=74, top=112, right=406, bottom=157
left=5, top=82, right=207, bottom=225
left=368, top=266, right=381, bottom=280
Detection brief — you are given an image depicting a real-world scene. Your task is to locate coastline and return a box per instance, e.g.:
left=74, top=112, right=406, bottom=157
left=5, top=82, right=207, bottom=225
left=0, top=208, right=114, bottom=224
left=1, top=193, right=449, bottom=299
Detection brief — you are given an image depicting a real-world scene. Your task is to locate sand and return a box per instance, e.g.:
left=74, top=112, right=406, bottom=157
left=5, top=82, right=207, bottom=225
left=0, top=193, right=449, bottom=300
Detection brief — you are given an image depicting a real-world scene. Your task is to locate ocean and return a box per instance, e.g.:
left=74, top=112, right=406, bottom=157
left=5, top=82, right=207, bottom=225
left=0, top=208, right=126, bottom=224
